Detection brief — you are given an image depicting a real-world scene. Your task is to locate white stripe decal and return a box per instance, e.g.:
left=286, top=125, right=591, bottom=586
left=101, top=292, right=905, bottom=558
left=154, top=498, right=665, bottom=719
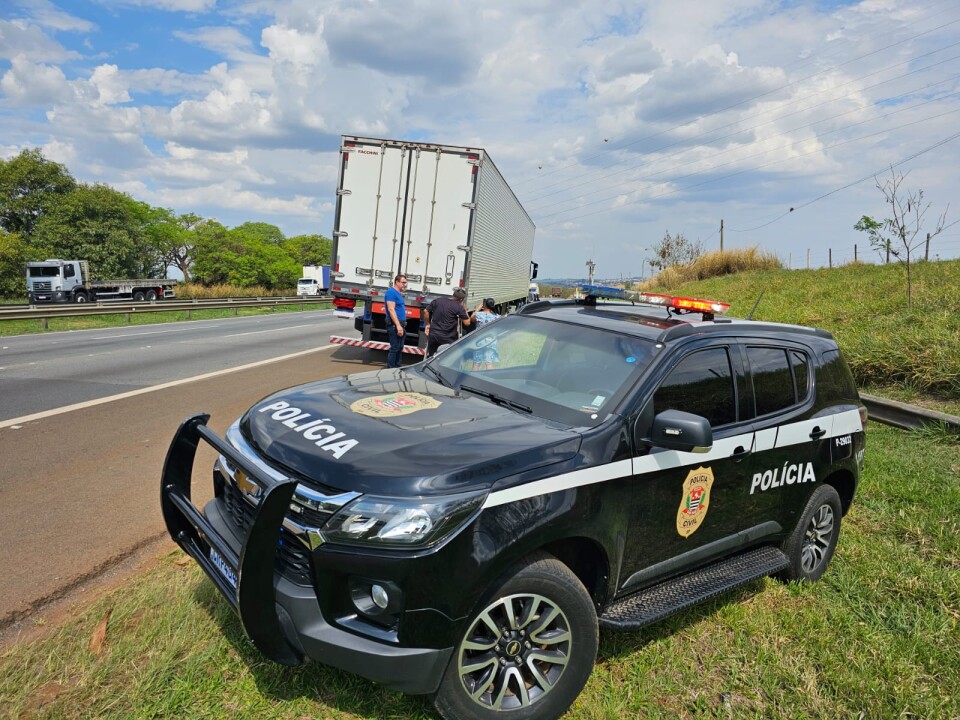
left=481, top=409, right=863, bottom=509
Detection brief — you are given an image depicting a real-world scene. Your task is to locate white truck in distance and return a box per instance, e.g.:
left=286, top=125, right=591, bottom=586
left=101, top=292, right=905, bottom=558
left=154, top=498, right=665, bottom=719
left=328, top=135, right=537, bottom=355
left=297, top=265, right=330, bottom=296
left=25, top=260, right=177, bottom=304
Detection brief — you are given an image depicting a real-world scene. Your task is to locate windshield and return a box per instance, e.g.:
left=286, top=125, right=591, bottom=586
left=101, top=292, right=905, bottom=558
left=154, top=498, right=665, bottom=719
left=427, top=314, right=656, bottom=426
left=298, top=279, right=315, bottom=284
left=28, top=267, right=60, bottom=278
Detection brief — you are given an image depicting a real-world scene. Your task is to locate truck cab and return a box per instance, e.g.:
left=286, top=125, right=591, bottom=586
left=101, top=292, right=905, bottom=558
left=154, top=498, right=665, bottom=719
left=26, top=259, right=87, bottom=303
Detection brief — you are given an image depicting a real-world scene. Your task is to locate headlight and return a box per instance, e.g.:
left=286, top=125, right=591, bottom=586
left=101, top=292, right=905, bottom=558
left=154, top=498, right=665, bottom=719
left=321, top=491, right=486, bottom=548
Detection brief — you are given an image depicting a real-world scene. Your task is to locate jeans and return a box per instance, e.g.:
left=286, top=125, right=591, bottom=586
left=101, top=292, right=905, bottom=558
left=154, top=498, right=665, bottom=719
left=387, top=324, right=404, bottom=368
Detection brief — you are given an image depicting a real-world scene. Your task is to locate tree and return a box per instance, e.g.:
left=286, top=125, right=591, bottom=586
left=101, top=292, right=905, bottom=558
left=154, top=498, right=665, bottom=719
left=0, top=231, right=31, bottom=298
left=31, top=184, right=159, bottom=279
left=283, top=233, right=332, bottom=267
left=649, top=230, right=703, bottom=271
left=0, top=148, right=76, bottom=236
left=191, top=222, right=298, bottom=289
left=854, top=168, right=949, bottom=308
left=233, top=221, right=285, bottom=245
left=138, top=207, right=207, bottom=281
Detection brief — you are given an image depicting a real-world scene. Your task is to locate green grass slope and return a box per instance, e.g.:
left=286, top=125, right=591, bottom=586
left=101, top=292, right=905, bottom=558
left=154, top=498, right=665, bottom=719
left=659, top=259, right=960, bottom=400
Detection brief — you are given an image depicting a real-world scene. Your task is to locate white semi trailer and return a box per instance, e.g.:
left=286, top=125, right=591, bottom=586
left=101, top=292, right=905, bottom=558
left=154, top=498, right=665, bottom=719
left=328, top=135, right=537, bottom=356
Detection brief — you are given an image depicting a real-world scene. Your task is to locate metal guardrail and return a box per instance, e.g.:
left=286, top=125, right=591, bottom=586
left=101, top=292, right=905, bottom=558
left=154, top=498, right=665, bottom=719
left=861, top=393, right=960, bottom=435
left=0, top=296, right=331, bottom=323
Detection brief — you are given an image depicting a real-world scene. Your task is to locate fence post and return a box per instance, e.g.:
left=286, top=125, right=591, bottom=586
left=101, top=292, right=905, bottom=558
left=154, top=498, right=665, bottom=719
left=829, top=248, right=832, bottom=268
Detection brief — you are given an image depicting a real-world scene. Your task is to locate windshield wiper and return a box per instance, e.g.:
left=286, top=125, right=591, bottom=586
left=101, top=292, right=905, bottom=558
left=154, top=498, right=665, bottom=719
left=421, top=363, right=448, bottom=387
left=459, top=384, right=532, bottom=414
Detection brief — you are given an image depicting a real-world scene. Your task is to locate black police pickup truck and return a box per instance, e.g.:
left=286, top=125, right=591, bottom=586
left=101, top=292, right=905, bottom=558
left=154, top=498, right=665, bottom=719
left=161, top=287, right=866, bottom=720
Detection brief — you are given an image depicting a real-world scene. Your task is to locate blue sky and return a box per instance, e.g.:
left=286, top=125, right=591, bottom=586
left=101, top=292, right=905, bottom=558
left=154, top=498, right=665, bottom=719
left=2, top=0, right=959, bottom=279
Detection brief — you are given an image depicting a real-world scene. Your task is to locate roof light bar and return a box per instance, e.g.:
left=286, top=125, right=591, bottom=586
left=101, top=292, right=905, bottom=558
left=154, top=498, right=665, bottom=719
left=578, top=284, right=729, bottom=318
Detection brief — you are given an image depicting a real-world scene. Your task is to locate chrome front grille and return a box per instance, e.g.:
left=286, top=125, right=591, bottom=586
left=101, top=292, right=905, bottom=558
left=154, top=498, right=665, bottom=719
left=214, top=421, right=361, bottom=587
left=220, top=481, right=312, bottom=585
left=33, top=281, right=52, bottom=291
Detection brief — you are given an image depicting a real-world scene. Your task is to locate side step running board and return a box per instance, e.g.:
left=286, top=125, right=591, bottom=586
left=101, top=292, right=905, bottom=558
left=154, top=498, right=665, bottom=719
left=600, top=546, right=789, bottom=630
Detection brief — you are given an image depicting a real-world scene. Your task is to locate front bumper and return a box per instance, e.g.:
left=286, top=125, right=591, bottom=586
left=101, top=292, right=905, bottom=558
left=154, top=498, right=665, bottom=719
left=160, top=414, right=452, bottom=694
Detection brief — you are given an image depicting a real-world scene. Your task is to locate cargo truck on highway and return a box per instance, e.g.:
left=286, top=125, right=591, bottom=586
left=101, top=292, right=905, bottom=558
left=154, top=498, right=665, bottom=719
left=25, top=259, right=176, bottom=304
left=297, top=265, right=331, bottom=296
left=328, top=135, right=537, bottom=356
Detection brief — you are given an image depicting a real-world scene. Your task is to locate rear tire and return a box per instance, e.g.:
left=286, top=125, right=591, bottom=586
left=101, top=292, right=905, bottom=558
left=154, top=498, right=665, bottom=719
left=146, top=289, right=158, bottom=301
left=434, top=554, right=597, bottom=720
left=133, top=291, right=146, bottom=302
left=776, top=484, right=842, bottom=583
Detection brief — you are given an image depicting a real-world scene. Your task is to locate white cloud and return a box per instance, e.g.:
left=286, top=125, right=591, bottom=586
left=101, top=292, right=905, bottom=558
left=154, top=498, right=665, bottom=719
left=104, top=0, right=217, bottom=12
left=0, top=19, right=80, bottom=62
left=15, top=0, right=96, bottom=32
left=1, top=55, right=70, bottom=106
left=2, top=0, right=958, bottom=274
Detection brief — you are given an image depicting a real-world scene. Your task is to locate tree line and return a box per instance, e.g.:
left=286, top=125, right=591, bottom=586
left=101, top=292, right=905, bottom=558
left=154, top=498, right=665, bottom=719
left=0, top=149, right=331, bottom=298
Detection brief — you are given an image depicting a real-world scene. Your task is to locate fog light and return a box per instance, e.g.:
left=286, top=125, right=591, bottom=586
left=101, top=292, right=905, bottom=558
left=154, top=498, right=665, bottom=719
left=371, top=584, right=389, bottom=609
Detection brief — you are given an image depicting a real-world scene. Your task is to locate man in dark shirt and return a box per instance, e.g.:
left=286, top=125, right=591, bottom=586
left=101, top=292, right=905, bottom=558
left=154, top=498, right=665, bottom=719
left=424, top=288, right=472, bottom=357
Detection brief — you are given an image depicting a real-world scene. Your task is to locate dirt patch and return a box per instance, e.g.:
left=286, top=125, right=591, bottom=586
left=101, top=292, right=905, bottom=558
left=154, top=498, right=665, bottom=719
left=0, top=535, right=174, bottom=653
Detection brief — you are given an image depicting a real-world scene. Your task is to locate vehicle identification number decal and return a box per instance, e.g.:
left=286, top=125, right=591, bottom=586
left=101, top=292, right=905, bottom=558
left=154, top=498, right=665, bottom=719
left=750, top=461, right=816, bottom=494
left=257, top=400, right=359, bottom=459
left=350, top=392, right=441, bottom=418
left=677, top=466, right=714, bottom=538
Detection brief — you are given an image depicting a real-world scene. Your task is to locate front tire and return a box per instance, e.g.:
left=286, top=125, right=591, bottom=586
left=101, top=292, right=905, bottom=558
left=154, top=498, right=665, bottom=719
left=434, top=554, right=598, bottom=720
left=776, top=484, right=842, bottom=583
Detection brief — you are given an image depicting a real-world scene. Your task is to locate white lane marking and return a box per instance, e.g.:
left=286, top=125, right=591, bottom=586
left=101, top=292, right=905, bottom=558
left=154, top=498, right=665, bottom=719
left=92, top=326, right=222, bottom=339
left=223, top=324, right=314, bottom=338
left=0, top=344, right=337, bottom=429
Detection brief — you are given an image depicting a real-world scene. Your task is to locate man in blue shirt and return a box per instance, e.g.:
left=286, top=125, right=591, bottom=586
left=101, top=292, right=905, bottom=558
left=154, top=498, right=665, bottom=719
left=385, top=274, right=408, bottom=368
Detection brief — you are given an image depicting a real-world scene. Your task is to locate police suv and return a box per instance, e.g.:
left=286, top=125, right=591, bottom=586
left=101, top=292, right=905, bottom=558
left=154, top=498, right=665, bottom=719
left=161, top=287, right=866, bottom=720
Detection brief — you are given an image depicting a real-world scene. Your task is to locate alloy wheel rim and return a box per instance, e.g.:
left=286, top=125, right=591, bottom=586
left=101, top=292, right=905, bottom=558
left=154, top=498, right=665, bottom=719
left=457, top=592, right=572, bottom=711
left=801, top=504, right=835, bottom=573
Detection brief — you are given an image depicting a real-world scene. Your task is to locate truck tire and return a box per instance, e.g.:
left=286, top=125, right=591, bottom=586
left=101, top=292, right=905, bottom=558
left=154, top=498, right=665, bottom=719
left=146, top=289, right=158, bottom=301
left=434, top=553, right=597, bottom=720
left=133, top=291, right=146, bottom=302
left=776, top=484, right=842, bottom=583
left=73, top=292, right=88, bottom=303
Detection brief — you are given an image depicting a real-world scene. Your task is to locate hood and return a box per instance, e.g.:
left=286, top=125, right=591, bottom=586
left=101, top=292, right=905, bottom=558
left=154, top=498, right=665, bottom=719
left=239, top=368, right=582, bottom=497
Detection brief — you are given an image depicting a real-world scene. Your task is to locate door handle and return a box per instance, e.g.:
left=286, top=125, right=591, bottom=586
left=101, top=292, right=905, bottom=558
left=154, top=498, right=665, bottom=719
left=731, top=445, right=751, bottom=462
left=810, top=426, right=826, bottom=440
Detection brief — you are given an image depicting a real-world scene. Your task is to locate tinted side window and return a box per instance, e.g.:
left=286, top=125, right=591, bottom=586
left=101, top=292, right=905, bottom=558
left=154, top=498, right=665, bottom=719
left=654, top=348, right=736, bottom=427
left=748, top=346, right=797, bottom=416
left=791, top=350, right=809, bottom=400
left=63, top=264, right=75, bottom=278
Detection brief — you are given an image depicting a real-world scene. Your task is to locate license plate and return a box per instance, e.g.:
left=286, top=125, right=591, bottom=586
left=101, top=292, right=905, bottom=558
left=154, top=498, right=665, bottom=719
left=208, top=546, right=238, bottom=590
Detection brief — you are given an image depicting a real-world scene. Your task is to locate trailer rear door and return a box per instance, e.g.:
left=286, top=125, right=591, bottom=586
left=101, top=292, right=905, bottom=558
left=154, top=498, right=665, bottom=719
left=335, top=137, right=478, bottom=296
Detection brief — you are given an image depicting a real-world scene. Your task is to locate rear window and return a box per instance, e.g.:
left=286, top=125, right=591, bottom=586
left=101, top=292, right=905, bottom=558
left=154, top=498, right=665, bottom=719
left=747, top=346, right=811, bottom=416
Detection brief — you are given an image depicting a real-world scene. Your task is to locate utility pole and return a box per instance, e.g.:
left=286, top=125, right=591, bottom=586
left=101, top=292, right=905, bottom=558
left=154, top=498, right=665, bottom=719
left=720, top=219, right=724, bottom=252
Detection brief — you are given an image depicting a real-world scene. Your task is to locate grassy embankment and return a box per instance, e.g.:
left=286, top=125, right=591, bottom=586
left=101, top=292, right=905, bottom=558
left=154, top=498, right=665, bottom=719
left=649, top=253, right=960, bottom=415
left=0, top=256, right=957, bottom=719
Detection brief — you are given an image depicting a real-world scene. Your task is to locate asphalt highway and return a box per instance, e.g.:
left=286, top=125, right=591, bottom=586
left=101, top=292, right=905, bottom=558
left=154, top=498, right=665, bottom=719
left=0, top=310, right=420, bottom=630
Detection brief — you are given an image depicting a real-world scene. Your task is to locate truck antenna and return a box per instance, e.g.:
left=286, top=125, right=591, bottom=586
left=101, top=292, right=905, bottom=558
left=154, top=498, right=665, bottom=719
left=746, top=290, right=765, bottom=320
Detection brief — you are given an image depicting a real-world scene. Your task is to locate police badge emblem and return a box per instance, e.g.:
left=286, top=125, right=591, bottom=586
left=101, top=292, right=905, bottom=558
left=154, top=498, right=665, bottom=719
left=350, top=392, right=441, bottom=417
left=676, top=466, right=714, bottom=538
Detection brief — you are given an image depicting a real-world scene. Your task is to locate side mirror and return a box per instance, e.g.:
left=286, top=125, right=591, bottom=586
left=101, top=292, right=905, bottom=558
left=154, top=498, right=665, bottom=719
left=649, top=409, right=713, bottom=453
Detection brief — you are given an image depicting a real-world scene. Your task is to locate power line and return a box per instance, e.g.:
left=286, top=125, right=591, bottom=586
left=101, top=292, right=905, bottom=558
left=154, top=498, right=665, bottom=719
left=514, top=9, right=960, bottom=190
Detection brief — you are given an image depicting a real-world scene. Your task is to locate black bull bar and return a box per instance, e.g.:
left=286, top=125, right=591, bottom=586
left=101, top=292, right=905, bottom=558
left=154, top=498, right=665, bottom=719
left=160, top=413, right=303, bottom=666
